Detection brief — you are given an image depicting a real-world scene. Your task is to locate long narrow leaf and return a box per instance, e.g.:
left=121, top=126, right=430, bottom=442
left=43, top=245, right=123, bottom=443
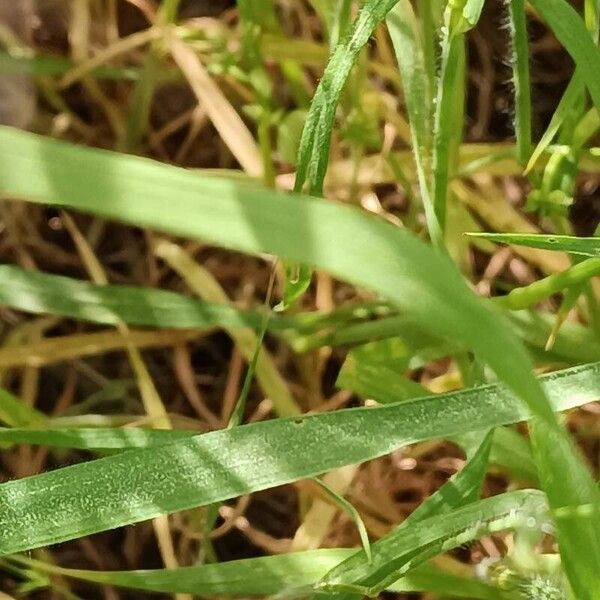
left=469, top=232, right=600, bottom=257
left=316, top=491, right=549, bottom=595
left=1, top=128, right=599, bottom=585
left=528, top=0, right=600, bottom=112
left=10, top=551, right=500, bottom=598
left=0, top=128, right=560, bottom=419
left=507, top=0, right=532, bottom=164
left=0, top=362, right=598, bottom=556
left=386, top=1, right=439, bottom=241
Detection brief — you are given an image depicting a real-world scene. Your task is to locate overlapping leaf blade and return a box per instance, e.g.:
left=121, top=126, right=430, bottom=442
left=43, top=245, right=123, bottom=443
left=11, top=551, right=500, bottom=598
left=1, top=127, right=600, bottom=591
left=0, top=362, right=599, bottom=556
left=469, top=232, right=600, bottom=257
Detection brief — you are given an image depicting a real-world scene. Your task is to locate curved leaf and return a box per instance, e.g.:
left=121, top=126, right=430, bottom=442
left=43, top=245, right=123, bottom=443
left=0, top=362, right=598, bottom=556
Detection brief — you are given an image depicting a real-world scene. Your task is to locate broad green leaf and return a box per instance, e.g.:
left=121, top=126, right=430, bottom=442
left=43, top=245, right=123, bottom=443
left=9, top=551, right=500, bottom=599
left=0, top=362, right=598, bottom=556
left=469, top=232, right=600, bottom=257
left=1, top=127, right=599, bottom=586
left=528, top=0, right=600, bottom=113
left=0, top=127, right=555, bottom=418
left=316, top=490, right=549, bottom=596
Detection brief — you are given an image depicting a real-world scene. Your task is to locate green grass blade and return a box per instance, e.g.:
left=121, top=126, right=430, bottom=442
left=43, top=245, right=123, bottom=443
left=0, top=388, right=45, bottom=427
left=404, top=430, right=492, bottom=525
left=316, top=490, right=549, bottom=595
left=0, top=362, right=598, bottom=556
left=456, top=426, right=537, bottom=483
left=1, top=127, right=599, bottom=579
left=0, top=128, right=556, bottom=419
left=468, top=232, right=600, bottom=257
left=10, top=551, right=500, bottom=598
left=461, top=0, right=486, bottom=31
left=339, top=342, right=537, bottom=481
left=287, top=0, right=400, bottom=304
left=530, top=418, right=600, bottom=598
left=506, top=0, right=532, bottom=165
left=0, top=427, right=195, bottom=451
left=0, top=265, right=282, bottom=331
left=431, top=19, right=465, bottom=240
left=312, top=478, right=372, bottom=563
left=317, top=432, right=492, bottom=600
left=495, top=258, right=600, bottom=310
left=526, top=75, right=584, bottom=173
left=386, top=1, right=439, bottom=242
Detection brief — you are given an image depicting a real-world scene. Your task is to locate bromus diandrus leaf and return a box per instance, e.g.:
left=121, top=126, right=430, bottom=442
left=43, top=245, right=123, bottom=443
left=0, top=362, right=599, bottom=556
left=0, top=264, right=276, bottom=330
left=315, top=490, right=550, bottom=596
left=506, top=0, right=532, bottom=165
left=528, top=0, right=600, bottom=113
left=386, top=1, right=439, bottom=243
left=8, top=551, right=500, bottom=598
left=468, top=232, right=600, bottom=257
left=2, top=126, right=600, bottom=593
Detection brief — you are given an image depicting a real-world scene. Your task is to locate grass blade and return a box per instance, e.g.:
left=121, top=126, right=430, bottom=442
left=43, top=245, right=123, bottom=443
left=9, top=551, right=500, bottom=598
left=525, top=75, right=584, bottom=173
left=294, top=0, right=399, bottom=196
left=506, top=0, right=532, bottom=165
left=468, top=232, right=600, bottom=257
left=386, top=1, right=438, bottom=242
left=0, top=427, right=195, bottom=451
left=404, top=430, right=492, bottom=525
left=316, top=490, right=549, bottom=595
left=0, top=388, right=45, bottom=427
left=316, top=432, right=492, bottom=600
left=1, top=128, right=600, bottom=582
left=494, top=258, right=600, bottom=310
left=0, top=362, right=598, bottom=556
left=288, top=0, right=400, bottom=303
left=312, top=478, right=372, bottom=563
left=0, top=128, right=560, bottom=418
